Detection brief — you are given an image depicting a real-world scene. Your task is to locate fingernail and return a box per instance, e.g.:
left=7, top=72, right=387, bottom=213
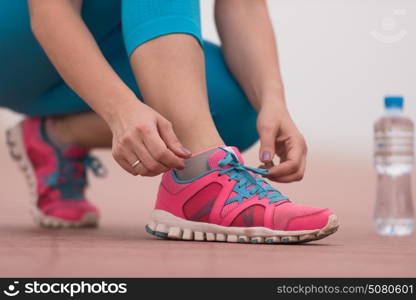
left=181, top=147, right=192, bottom=155
left=176, top=166, right=185, bottom=170
left=261, top=152, right=271, bottom=162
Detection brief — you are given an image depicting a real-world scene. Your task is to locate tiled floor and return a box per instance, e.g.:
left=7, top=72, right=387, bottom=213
left=0, top=135, right=415, bottom=277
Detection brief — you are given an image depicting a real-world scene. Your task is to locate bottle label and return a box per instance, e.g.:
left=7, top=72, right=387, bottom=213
left=375, top=128, right=414, bottom=164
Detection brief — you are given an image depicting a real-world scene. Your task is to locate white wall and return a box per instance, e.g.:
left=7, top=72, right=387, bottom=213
left=1, top=0, right=415, bottom=156
left=203, top=0, right=415, bottom=155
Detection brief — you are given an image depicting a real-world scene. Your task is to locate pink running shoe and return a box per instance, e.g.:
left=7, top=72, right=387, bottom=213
left=146, top=146, right=339, bottom=244
left=6, top=117, right=105, bottom=228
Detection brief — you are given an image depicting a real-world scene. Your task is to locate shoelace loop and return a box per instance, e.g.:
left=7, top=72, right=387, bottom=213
left=218, top=152, right=287, bottom=205
left=45, top=155, right=106, bottom=199
left=83, top=156, right=107, bottom=177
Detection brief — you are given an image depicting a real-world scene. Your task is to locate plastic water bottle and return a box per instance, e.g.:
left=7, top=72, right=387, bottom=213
left=374, top=96, right=414, bottom=236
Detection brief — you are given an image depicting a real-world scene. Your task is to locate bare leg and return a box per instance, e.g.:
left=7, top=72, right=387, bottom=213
left=48, top=112, right=112, bottom=149
left=129, top=34, right=224, bottom=153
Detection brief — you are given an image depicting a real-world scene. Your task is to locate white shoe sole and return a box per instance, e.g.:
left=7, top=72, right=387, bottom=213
left=6, top=123, right=98, bottom=228
left=146, top=209, right=339, bottom=244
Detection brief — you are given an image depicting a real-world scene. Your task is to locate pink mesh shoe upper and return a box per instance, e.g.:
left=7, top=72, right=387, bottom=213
left=273, top=202, right=331, bottom=231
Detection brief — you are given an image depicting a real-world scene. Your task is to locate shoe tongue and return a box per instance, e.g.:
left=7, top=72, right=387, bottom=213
left=207, top=146, right=244, bottom=170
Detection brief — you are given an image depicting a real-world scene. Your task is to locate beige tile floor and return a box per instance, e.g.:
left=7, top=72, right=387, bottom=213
left=0, top=132, right=415, bottom=277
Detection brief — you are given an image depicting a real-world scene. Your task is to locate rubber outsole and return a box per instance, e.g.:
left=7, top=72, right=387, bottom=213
left=145, top=209, right=339, bottom=244
left=6, top=123, right=99, bottom=229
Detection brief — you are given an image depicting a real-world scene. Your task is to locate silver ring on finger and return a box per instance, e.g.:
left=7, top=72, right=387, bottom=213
left=131, top=159, right=142, bottom=168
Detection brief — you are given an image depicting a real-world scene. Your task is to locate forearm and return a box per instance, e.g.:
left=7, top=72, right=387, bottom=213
left=215, top=0, right=286, bottom=112
left=28, top=0, right=138, bottom=123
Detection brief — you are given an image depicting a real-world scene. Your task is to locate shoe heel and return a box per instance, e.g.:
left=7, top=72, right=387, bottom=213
left=6, top=123, right=37, bottom=199
left=6, top=125, right=23, bottom=162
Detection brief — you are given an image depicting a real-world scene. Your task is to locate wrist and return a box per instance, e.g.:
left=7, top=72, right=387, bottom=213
left=101, top=97, right=143, bottom=128
left=258, top=92, right=287, bottom=114
left=251, top=84, right=286, bottom=112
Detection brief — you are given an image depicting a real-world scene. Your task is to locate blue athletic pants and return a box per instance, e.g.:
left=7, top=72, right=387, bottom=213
left=0, top=0, right=258, bottom=151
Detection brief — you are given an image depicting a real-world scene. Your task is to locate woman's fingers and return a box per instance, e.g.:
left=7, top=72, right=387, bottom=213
left=140, top=123, right=186, bottom=170
left=131, top=139, right=170, bottom=175
left=113, top=122, right=186, bottom=176
left=257, top=122, right=278, bottom=164
left=112, top=146, right=140, bottom=176
left=270, top=156, right=306, bottom=183
left=131, top=159, right=152, bottom=176
left=267, top=137, right=306, bottom=182
left=109, top=103, right=191, bottom=177
left=119, top=128, right=171, bottom=175
left=114, top=146, right=162, bottom=177
left=158, top=118, right=192, bottom=158
left=112, top=134, right=165, bottom=176
left=268, top=160, right=300, bottom=181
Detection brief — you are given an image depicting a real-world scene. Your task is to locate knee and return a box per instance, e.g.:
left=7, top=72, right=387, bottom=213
left=121, top=0, right=203, bottom=57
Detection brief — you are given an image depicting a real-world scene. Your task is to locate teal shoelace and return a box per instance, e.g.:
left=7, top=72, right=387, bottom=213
left=218, top=152, right=288, bottom=205
left=44, top=155, right=106, bottom=200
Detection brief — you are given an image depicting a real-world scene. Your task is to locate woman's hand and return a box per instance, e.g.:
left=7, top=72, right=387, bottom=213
left=109, top=101, right=192, bottom=176
left=257, top=102, right=307, bottom=183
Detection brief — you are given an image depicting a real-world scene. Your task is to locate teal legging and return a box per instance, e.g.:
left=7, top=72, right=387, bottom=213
left=0, top=0, right=258, bottom=151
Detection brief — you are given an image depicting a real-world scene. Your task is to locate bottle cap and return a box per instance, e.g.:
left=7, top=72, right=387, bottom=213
left=384, top=96, right=404, bottom=110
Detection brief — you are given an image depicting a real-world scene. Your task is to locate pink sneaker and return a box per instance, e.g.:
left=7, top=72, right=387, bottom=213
left=6, top=117, right=105, bottom=228
left=146, top=146, right=339, bottom=244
